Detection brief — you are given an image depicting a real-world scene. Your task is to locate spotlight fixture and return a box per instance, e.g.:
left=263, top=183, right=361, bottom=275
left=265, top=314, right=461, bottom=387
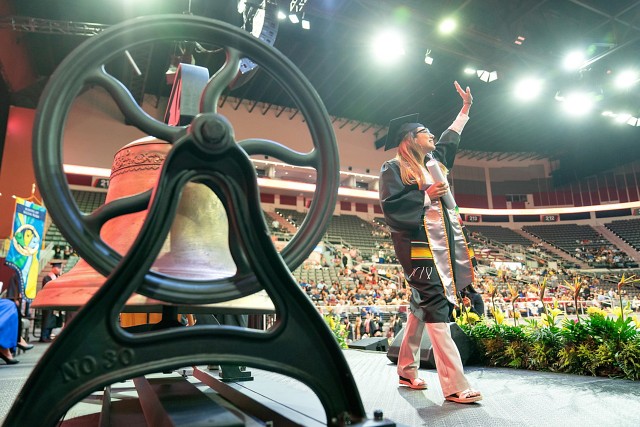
left=563, top=51, right=585, bottom=71
left=602, top=111, right=640, bottom=126
left=371, top=30, right=405, bottom=63
left=231, top=0, right=280, bottom=90
left=424, top=49, right=433, bottom=65
left=614, top=113, right=632, bottom=124
left=476, top=70, right=498, bottom=82
left=438, top=18, right=457, bottom=34
left=289, top=0, right=308, bottom=13
left=514, top=77, right=543, bottom=101
left=277, top=10, right=286, bottom=20
left=557, top=91, right=594, bottom=116
left=620, top=115, right=640, bottom=127
left=287, top=0, right=309, bottom=29
left=615, top=70, right=639, bottom=89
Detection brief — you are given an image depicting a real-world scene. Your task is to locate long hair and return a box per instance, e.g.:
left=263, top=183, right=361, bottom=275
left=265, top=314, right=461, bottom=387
left=395, top=132, right=448, bottom=188
left=395, top=132, right=428, bottom=188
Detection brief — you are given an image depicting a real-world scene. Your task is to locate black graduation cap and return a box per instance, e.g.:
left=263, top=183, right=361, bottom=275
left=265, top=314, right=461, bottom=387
left=50, top=262, right=62, bottom=268
left=374, top=113, right=423, bottom=151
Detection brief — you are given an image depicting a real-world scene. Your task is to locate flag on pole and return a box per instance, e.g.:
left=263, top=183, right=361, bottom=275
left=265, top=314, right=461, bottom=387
left=5, top=197, right=47, bottom=300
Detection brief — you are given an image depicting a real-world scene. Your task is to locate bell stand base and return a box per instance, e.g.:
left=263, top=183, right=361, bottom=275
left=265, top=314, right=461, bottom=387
left=193, top=368, right=396, bottom=427
left=124, top=306, right=255, bottom=382
left=50, top=367, right=395, bottom=426
left=218, top=365, right=253, bottom=382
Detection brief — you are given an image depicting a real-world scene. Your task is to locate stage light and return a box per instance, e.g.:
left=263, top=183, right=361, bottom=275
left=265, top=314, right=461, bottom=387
left=439, top=18, right=457, bottom=34
left=277, top=11, right=286, bottom=20
left=614, top=113, right=632, bottom=124
left=301, top=13, right=310, bottom=30
left=615, top=70, right=639, bottom=89
left=424, top=50, right=433, bottom=65
left=560, top=91, right=594, bottom=116
left=289, top=13, right=300, bottom=24
left=371, top=30, right=405, bottom=63
left=514, top=77, right=543, bottom=101
left=563, top=51, right=585, bottom=70
left=477, top=70, right=498, bottom=82
left=463, top=67, right=476, bottom=74
left=604, top=112, right=639, bottom=126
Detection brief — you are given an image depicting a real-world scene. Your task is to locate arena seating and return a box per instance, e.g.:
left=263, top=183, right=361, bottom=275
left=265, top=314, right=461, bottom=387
left=43, top=190, right=107, bottom=257
left=291, top=265, right=345, bottom=286
left=466, top=225, right=534, bottom=247
left=324, top=215, right=388, bottom=257
left=522, top=224, right=613, bottom=256
left=605, top=218, right=640, bottom=252
left=274, top=208, right=306, bottom=227
left=43, top=190, right=640, bottom=275
left=275, top=209, right=392, bottom=258
left=71, top=189, right=107, bottom=214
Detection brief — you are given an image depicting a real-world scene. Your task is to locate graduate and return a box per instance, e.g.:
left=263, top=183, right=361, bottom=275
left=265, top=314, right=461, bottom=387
left=378, top=81, right=482, bottom=403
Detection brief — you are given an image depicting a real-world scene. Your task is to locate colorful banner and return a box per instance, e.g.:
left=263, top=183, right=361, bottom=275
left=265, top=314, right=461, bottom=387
left=5, top=197, right=47, bottom=300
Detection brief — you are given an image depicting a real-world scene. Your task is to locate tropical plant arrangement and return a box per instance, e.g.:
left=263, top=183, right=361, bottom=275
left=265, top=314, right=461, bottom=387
left=324, top=314, right=349, bottom=349
left=456, top=275, right=640, bottom=380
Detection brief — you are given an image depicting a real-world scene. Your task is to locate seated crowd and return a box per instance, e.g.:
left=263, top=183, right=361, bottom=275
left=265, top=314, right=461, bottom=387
left=573, top=241, right=637, bottom=268
left=295, top=238, right=640, bottom=344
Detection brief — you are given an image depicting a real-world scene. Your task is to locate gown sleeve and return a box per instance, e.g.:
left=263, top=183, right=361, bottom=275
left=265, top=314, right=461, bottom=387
left=431, top=129, right=461, bottom=170
left=379, top=160, right=424, bottom=232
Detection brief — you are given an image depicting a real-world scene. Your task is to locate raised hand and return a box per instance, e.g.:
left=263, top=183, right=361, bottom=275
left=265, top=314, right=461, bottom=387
left=454, top=80, right=473, bottom=105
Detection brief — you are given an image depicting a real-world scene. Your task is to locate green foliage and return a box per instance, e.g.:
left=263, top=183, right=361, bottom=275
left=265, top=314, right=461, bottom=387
left=559, top=317, right=590, bottom=344
left=323, top=315, right=349, bottom=349
left=464, top=312, right=640, bottom=381
left=527, top=326, right=562, bottom=371
left=616, top=337, right=640, bottom=380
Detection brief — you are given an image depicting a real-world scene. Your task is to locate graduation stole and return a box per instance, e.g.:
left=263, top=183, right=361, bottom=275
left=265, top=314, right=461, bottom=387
left=422, top=200, right=475, bottom=304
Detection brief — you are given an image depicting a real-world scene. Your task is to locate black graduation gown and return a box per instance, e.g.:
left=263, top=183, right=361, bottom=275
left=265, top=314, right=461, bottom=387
left=379, top=129, right=476, bottom=323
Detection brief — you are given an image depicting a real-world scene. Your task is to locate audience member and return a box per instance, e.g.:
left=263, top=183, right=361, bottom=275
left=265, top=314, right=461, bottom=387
left=39, top=262, right=62, bottom=343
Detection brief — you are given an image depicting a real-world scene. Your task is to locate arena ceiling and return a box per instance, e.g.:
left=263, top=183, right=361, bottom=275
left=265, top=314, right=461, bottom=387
left=2, top=0, right=640, bottom=181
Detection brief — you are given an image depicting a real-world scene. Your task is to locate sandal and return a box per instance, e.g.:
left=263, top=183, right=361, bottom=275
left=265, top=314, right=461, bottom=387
left=399, top=376, right=427, bottom=390
left=445, top=389, right=482, bottom=403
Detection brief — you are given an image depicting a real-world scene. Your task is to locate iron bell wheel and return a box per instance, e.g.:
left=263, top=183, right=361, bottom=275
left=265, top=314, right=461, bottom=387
left=3, top=14, right=380, bottom=427
left=32, top=14, right=339, bottom=304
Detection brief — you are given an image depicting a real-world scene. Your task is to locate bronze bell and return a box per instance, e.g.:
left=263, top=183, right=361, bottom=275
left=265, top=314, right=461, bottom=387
left=32, top=137, right=237, bottom=325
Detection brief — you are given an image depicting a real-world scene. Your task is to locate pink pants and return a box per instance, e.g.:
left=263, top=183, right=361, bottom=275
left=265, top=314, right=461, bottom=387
left=397, top=311, right=470, bottom=396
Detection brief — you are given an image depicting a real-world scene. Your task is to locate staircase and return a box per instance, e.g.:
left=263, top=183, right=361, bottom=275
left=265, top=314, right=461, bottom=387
left=265, top=211, right=297, bottom=234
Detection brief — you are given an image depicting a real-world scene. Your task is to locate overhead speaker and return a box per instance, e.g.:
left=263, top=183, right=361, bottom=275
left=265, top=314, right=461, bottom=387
left=386, top=322, right=479, bottom=369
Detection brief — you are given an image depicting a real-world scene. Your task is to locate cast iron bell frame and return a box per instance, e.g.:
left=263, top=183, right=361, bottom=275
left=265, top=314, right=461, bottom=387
left=3, top=14, right=389, bottom=427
